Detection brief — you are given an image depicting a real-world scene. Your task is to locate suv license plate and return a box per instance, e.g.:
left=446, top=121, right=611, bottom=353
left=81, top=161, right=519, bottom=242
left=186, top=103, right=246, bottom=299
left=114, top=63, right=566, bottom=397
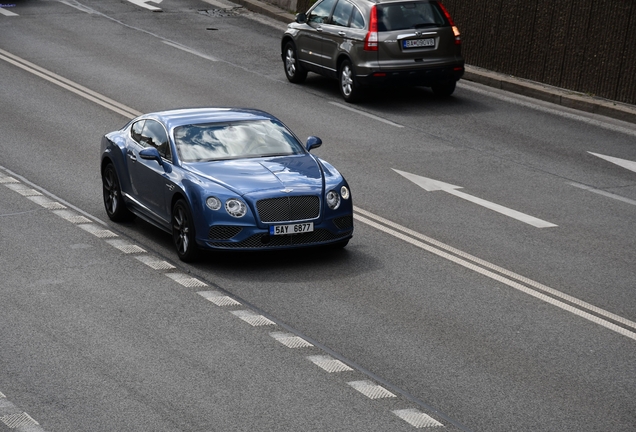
left=403, top=38, right=435, bottom=49
left=270, top=223, right=314, bottom=235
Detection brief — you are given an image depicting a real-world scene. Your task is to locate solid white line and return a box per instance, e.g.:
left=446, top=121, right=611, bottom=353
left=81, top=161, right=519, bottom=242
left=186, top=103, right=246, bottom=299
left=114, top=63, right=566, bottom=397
left=353, top=206, right=636, bottom=340
left=460, top=82, right=636, bottom=138
left=329, top=102, right=404, bottom=128
left=162, top=41, right=218, bottom=62
left=568, top=182, right=636, bottom=206
left=446, top=188, right=558, bottom=228
left=0, top=48, right=141, bottom=118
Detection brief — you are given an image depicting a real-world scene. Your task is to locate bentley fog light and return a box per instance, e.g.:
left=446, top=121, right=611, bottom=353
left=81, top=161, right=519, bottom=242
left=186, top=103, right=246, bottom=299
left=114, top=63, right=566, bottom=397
left=326, top=190, right=341, bottom=209
left=225, top=198, right=247, bottom=217
left=340, top=186, right=350, bottom=200
left=206, top=196, right=222, bottom=211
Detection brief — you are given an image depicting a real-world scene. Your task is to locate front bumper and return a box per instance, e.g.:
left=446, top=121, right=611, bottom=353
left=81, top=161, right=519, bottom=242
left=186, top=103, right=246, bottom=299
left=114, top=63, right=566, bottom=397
left=200, top=214, right=354, bottom=250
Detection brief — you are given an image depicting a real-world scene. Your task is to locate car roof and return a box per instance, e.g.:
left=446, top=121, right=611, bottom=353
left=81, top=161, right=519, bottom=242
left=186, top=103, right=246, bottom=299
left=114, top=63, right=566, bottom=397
left=139, top=108, right=277, bottom=130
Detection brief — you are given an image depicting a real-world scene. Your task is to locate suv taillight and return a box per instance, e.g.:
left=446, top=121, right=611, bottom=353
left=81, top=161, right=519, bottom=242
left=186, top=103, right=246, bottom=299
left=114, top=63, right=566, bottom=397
left=364, top=6, right=378, bottom=51
left=438, top=2, right=461, bottom=45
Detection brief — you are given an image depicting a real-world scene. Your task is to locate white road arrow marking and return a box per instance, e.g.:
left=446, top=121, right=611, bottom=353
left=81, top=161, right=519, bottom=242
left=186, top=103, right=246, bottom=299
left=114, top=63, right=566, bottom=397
left=127, top=0, right=163, bottom=11
left=393, top=169, right=557, bottom=228
left=588, top=152, right=636, bottom=173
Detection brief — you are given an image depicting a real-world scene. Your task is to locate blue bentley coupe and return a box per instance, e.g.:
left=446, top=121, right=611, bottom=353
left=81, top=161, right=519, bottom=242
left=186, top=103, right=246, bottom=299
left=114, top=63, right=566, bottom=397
left=100, top=108, right=353, bottom=261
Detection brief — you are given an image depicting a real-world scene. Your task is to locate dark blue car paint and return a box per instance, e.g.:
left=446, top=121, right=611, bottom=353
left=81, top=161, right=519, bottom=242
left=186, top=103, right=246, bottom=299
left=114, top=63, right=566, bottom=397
left=100, top=108, right=353, bottom=251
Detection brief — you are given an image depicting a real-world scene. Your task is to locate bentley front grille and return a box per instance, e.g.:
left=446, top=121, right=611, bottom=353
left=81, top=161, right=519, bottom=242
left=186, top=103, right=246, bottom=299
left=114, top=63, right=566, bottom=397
left=256, top=195, right=320, bottom=223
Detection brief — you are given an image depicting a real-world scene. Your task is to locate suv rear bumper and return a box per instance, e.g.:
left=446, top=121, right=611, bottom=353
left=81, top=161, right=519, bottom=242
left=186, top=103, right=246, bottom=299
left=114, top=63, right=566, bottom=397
left=357, top=64, right=465, bottom=87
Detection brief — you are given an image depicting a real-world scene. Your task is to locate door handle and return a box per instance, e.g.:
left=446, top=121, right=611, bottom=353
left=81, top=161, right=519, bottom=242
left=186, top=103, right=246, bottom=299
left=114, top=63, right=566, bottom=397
left=316, top=26, right=323, bottom=32
left=338, top=31, right=346, bottom=37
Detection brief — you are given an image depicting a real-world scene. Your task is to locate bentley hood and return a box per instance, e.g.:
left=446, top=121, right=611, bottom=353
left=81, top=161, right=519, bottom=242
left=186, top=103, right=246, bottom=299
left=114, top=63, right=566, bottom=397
left=185, top=155, right=324, bottom=195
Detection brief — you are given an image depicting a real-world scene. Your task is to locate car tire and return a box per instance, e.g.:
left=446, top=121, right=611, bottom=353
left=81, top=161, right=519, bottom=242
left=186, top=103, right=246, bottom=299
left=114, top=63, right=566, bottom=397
left=339, top=59, right=362, bottom=103
left=102, top=163, right=134, bottom=222
left=431, top=80, right=457, bottom=97
left=283, top=42, right=307, bottom=84
left=172, top=199, right=199, bottom=262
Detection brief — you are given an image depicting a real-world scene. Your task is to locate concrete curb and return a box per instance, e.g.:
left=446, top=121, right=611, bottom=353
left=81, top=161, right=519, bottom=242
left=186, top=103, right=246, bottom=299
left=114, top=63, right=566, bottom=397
left=232, top=0, right=636, bottom=125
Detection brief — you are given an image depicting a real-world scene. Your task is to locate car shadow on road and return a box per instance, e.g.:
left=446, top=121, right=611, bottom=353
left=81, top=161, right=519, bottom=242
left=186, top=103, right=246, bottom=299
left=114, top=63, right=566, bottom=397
left=125, top=217, right=380, bottom=283
left=196, top=241, right=380, bottom=283
left=293, top=75, right=490, bottom=116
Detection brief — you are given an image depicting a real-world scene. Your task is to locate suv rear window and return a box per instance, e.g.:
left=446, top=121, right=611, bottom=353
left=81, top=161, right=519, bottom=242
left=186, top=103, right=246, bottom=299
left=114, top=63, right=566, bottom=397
left=377, top=1, right=448, bottom=31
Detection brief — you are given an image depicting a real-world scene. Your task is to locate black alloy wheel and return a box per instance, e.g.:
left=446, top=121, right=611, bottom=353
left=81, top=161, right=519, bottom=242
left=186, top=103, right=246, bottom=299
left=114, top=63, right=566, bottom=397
left=284, top=42, right=307, bottom=83
left=339, top=59, right=361, bottom=103
left=172, top=199, right=198, bottom=262
left=102, top=163, right=133, bottom=222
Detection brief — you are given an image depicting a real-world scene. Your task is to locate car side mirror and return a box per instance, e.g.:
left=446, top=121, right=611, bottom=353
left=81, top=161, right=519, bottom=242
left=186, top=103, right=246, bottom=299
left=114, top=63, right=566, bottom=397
left=139, top=147, right=163, bottom=166
left=296, top=12, right=307, bottom=23
left=306, top=136, right=322, bottom=152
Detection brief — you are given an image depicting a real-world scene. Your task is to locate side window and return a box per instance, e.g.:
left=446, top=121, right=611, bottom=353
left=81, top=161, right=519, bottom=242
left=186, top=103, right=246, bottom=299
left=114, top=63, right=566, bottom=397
left=331, top=0, right=354, bottom=27
left=131, top=120, right=145, bottom=144
left=141, top=120, right=171, bottom=161
left=350, top=7, right=365, bottom=29
left=308, top=0, right=337, bottom=24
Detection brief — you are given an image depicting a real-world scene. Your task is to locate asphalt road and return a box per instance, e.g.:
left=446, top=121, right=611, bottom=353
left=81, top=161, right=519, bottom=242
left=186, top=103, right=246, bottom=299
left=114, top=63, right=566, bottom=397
left=1, top=1, right=635, bottom=431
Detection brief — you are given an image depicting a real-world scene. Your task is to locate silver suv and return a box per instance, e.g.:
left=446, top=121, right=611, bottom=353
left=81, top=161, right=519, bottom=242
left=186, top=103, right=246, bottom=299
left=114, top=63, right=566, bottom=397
left=281, top=0, right=464, bottom=102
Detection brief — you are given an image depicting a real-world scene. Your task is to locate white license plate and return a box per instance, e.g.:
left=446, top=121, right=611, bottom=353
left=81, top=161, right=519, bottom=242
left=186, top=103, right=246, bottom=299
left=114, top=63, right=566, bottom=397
left=269, top=222, right=314, bottom=235
left=403, top=38, right=435, bottom=49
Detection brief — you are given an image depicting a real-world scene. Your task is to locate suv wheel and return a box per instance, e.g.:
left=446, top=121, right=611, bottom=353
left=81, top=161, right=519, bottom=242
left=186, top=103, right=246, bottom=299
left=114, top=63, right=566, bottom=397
left=431, top=80, right=457, bottom=97
left=283, top=42, right=307, bottom=83
left=339, top=59, right=361, bottom=103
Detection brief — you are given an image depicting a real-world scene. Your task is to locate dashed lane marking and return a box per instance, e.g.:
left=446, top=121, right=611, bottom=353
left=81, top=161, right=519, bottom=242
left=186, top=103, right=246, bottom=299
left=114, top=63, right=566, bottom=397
left=135, top=255, right=176, bottom=270
left=348, top=380, right=397, bottom=399
left=198, top=290, right=241, bottom=306
left=166, top=272, right=208, bottom=287
left=78, top=223, right=118, bottom=238
left=393, top=408, right=444, bottom=428
left=0, top=391, right=45, bottom=431
left=4, top=183, right=42, bottom=197
left=270, top=332, right=314, bottom=349
left=231, top=310, right=276, bottom=327
left=52, top=209, right=92, bottom=224
left=105, top=239, right=147, bottom=254
left=307, top=355, right=353, bottom=373
left=27, top=195, right=67, bottom=210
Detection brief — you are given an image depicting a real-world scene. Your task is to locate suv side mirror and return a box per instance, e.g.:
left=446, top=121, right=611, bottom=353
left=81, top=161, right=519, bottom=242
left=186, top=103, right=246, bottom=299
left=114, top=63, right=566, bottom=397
left=296, top=12, right=307, bottom=23
left=306, top=136, right=322, bottom=152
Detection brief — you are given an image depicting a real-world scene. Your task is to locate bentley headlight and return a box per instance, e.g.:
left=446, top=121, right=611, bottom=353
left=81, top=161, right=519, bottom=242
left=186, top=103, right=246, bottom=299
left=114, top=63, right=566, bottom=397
left=340, top=186, right=350, bottom=200
left=326, top=190, right=341, bottom=210
left=206, top=196, right=222, bottom=211
left=225, top=198, right=247, bottom=217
